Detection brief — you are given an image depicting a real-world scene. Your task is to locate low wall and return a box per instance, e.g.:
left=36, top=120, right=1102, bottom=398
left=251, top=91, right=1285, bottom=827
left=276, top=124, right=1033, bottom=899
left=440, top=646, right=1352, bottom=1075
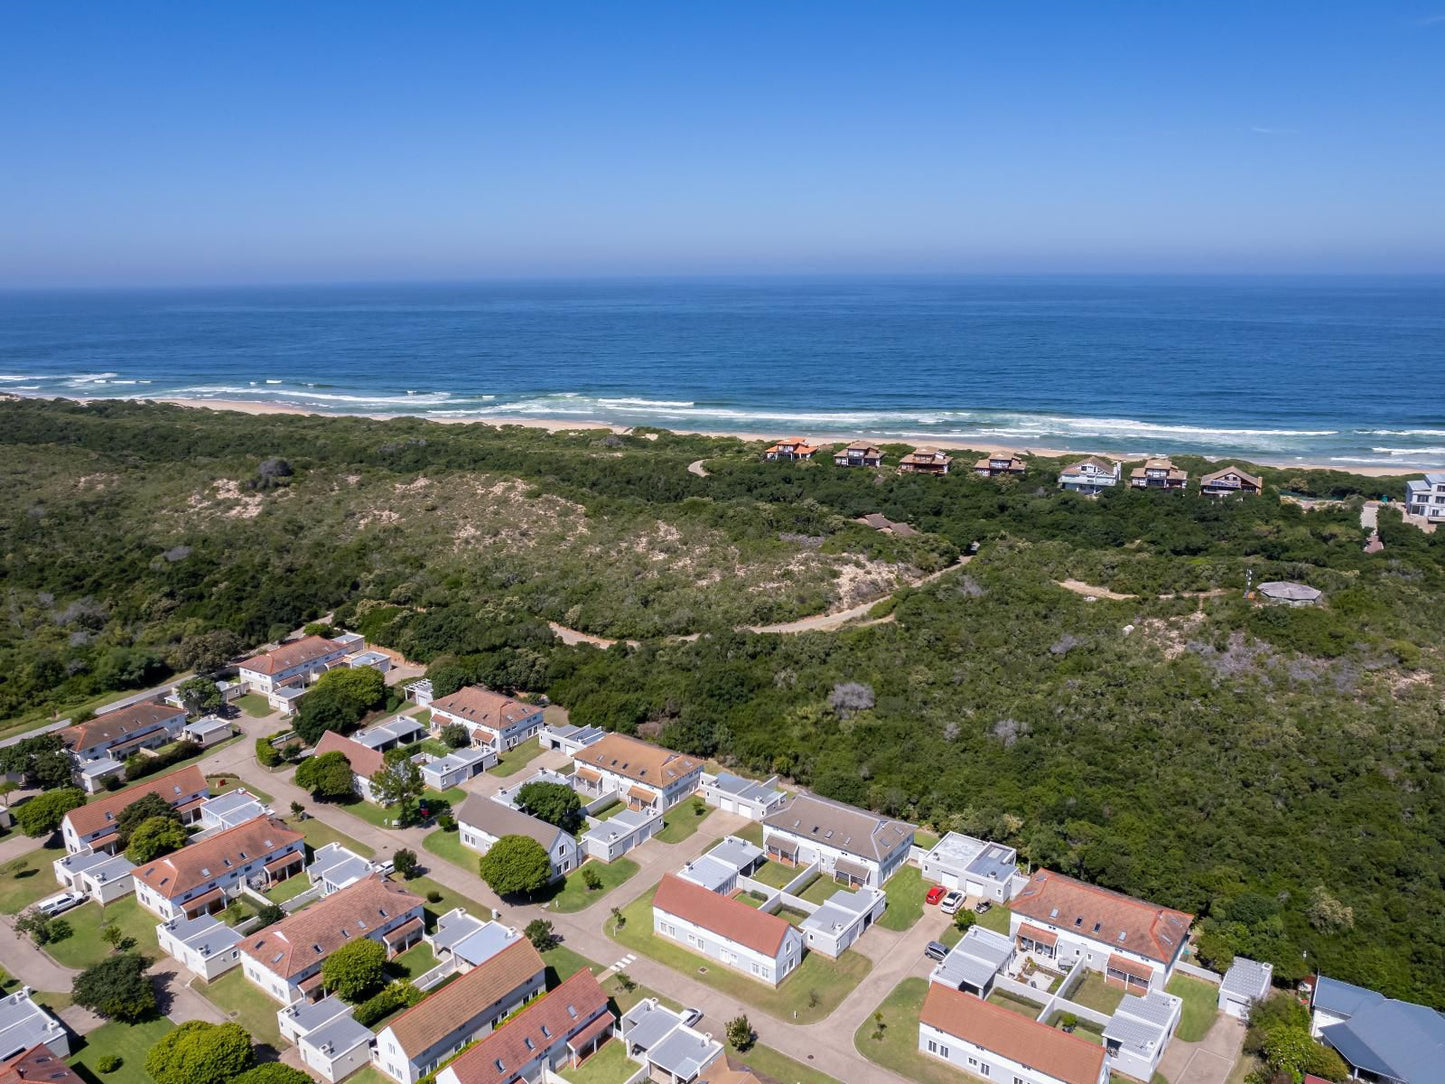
left=1174, top=960, right=1223, bottom=984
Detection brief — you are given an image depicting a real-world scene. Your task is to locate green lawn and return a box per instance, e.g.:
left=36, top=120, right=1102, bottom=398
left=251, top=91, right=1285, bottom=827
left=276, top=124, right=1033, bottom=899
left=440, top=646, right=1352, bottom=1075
left=855, top=977, right=970, bottom=1084
left=401, top=873, right=491, bottom=929
left=206, top=774, right=272, bottom=805
left=747, top=861, right=797, bottom=890
left=389, top=940, right=439, bottom=980
left=265, top=870, right=316, bottom=903
left=914, top=830, right=940, bottom=850
left=297, top=815, right=375, bottom=858
left=609, top=885, right=871, bottom=1023
left=1048, top=1010, right=1105, bottom=1045
left=1069, top=970, right=1125, bottom=1015
left=542, top=858, right=640, bottom=913
left=541, top=943, right=598, bottom=986
left=733, top=821, right=764, bottom=847
left=422, top=826, right=474, bottom=873
left=0, top=845, right=64, bottom=914
left=736, top=890, right=768, bottom=908
left=798, top=874, right=853, bottom=906
left=655, top=802, right=713, bottom=844
left=560, top=1038, right=634, bottom=1084
left=976, top=902, right=1012, bottom=934
left=876, top=866, right=925, bottom=931
left=195, top=967, right=284, bottom=1045
left=491, top=737, right=544, bottom=777
left=729, top=1042, right=843, bottom=1084
left=987, top=989, right=1044, bottom=1018
left=1166, top=973, right=1222, bottom=1041
left=234, top=693, right=273, bottom=717
left=590, top=799, right=626, bottom=821
left=68, top=1016, right=174, bottom=1084
left=46, top=896, right=159, bottom=969
left=341, top=798, right=407, bottom=830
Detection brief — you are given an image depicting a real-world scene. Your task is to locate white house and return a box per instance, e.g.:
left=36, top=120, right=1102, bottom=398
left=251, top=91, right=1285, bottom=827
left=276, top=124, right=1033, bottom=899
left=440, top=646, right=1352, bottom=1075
left=313, top=730, right=387, bottom=803
left=1103, top=989, right=1182, bottom=1081
left=181, top=715, right=234, bottom=748
left=420, top=745, right=495, bottom=790
left=919, top=982, right=1107, bottom=1084
left=698, top=771, right=787, bottom=821
left=156, top=913, right=245, bottom=980
left=0, top=988, right=71, bottom=1058
left=919, top=832, right=1020, bottom=903
left=455, top=794, right=578, bottom=881
left=196, top=788, right=269, bottom=834
left=279, top=996, right=375, bottom=1083
left=240, top=875, right=425, bottom=1005
left=236, top=635, right=351, bottom=696
left=52, top=849, right=135, bottom=904
left=373, top=938, right=546, bottom=1084
left=428, top=686, right=544, bottom=751
left=652, top=873, right=804, bottom=987
left=1058, top=457, right=1121, bottom=495
left=307, top=842, right=379, bottom=897
left=61, top=764, right=209, bottom=854
left=60, top=702, right=186, bottom=783
left=799, top=886, right=885, bottom=958
left=133, top=814, right=305, bottom=921
left=580, top=807, right=663, bottom=863
left=1406, top=472, right=1445, bottom=522
left=353, top=715, right=426, bottom=753
left=571, top=732, right=704, bottom=812
left=762, top=793, right=914, bottom=888
left=425, top=910, right=517, bottom=972
left=1009, top=869, right=1193, bottom=993
left=537, top=722, right=605, bottom=755
left=435, top=969, right=613, bottom=1084
left=930, top=926, right=1015, bottom=997
left=1218, top=957, right=1273, bottom=1019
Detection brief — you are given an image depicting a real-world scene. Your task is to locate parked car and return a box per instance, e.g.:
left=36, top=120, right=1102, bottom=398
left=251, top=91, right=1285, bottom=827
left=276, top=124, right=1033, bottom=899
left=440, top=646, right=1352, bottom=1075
left=36, top=891, right=85, bottom=918
left=940, top=891, right=964, bottom=915
left=974, top=899, right=993, bottom=914
left=924, top=941, right=949, bottom=963
left=680, top=1007, right=703, bottom=1028
left=925, top=885, right=947, bottom=906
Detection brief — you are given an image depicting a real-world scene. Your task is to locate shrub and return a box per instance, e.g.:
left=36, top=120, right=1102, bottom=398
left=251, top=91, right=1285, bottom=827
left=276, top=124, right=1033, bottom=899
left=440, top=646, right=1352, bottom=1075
left=15, top=788, right=86, bottom=837
left=393, top=848, right=419, bottom=879
left=145, top=1021, right=254, bottom=1084
left=582, top=867, right=603, bottom=891
left=440, top=722, right=471, bottom=748
left=353, top=981, right=422, bottom=1028
left=295, top=751, right=356, bottom=800
left=97, top=1055, right=123, bottom=1074
left=437, top=812, right=457, bottom=831
left=255, top=737, right=282, bottom=767
left=726, top=1015, right=754, bottom=1051
left=524, top=919, right=559, bottom=951
left=426, top=889, right=443, bottom=904
left=124, top=740, right=201, bottom=781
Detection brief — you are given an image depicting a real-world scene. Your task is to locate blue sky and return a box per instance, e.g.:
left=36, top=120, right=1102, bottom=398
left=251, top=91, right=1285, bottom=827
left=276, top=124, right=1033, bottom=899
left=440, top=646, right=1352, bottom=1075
left=2, top=2, right=1443, bottom=285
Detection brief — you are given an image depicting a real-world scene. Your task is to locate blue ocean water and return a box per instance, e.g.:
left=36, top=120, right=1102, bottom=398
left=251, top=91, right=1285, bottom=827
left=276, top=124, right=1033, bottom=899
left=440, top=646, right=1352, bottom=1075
left=1, top=276, right=1443, bottom=468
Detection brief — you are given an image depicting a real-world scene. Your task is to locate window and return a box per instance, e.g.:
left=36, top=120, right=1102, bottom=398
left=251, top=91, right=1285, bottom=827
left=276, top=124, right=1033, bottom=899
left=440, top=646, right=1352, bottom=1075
left=927, top=1040, right=937, bottom=1054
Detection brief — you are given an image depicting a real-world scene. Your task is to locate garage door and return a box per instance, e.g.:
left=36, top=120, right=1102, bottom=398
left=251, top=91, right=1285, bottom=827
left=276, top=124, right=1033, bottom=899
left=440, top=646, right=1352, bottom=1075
left=965, top=880, right=985, bottom=897
left=941, top=872, right=959, bottom=890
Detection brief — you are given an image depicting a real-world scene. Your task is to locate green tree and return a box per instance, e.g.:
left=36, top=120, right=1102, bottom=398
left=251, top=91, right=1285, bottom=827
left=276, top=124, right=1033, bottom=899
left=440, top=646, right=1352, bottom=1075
left=953, top=909, right=977, bottom=932
left=232, top=1066, right=314, bottom=1084
left=726, top=1015, right=754, bottom=1051
left=478, top=835, right=553, bottom=898
left=295, top=750, right=357, bottom=800
left=440, top=722, right=471, bottom=749
left=176, top=676, right=223, bottom=717
left=172, top=629, right=243, bottom=674
left=254, top=902, right=285, bottom=926
left=16, top=909, right=71, bottom=946
left=15, top=788, right=85, bottom=837
left=114, top=793, right=179, bottom=849
left=293, top=667, right=384, bottom=744
left=72, top=953, right=157, bottom=1022
left=524, top=919, right=558, bottom=951
left=303, top=622, right=337, bottom=638
left=125, top=815, right=190, bottom=863
left=370, top=749, right=425, bottom=823
left=582, top=866, right=603, bottom=891
left=516, top=781, right=582, bottom=831
left=321, top=937, right=389, bottom=1002
left=144, top=1021, right=254, bottom=1084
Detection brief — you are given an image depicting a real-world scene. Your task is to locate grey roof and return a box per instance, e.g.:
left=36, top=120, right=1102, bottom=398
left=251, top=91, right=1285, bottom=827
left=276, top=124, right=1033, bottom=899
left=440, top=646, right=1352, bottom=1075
left=0, top=990, right=66, bottom=1058
left=931, top=926, right=1014, bottom=990
left=621, top=1001, right=687, bottom=1052
left=184, top=715, right=232, bottom=736
left=1313, top=975, right=1384, bottom=1018
left=200, top=789, right=267, bottom=825
left=967, top=843, right=1019, bottom=885
left=163, top=912, right=243, bottom=957
left=78, top=756, right=125, bottom=778
left=580, top=807, right=656, bottom=848
left=801, top=887, right=883, bottom=939
left=927, top=834, right=1019, bottom=882
left=422, top=745, right=492, bottom=778
left=301, top=1012, right=374, bottom=1058
left=1257, top=581, right=1322, bottom=602
left=355, top=716, right=425, bottom=749
left=763, top=793, right=915, bottom=863
left=1114, top=989, right=1179, bottom=1029
left=282, top=993, right=353, bottom=1035
left=429, top=910, right=517, bottom=967
left=1103, top=1012, right=1165, bottom=1057
left=707, top=836, right=764, bottom=873
left=457, top=794, right=566, bottom=850
left=710, top=772, right=784, bottom=808
left=58, top=848, right=132, bottom=879
left=678, top=855, right=738, bottom=894
left=546, top=723, right=605, bottom=745
left=1104, top=991, right=1178, bottom=1058
left=1315, top=986, right=1445, bottom=1083
left=307, top=842, right=374, bottom=888
left=647, top=1025, right=722, bottom=1079
left=1220, top=957, right=1273, bottom=1001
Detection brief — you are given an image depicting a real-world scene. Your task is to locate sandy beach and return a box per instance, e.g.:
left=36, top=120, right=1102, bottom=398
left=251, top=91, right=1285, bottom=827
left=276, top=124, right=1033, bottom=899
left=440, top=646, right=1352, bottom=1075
left=91, top=395, right=1410, bottom=477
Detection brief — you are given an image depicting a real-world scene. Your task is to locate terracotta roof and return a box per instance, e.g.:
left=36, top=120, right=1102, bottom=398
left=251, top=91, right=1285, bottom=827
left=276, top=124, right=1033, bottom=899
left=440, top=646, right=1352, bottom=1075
left=182, top=886, right=225, bottom=914
left=572, top=733, right=702, bottom=788
left=921, top=983, right=1105, bottom=1084
left=1010, top=869, right=1193, bottom=965
left=314, top=730, right=386, bottom=779
left=430, top=686, right=540, bottom=733
left=1064, top=457, right=1116, bottom=474
left=1017, top=922, right=1058, bottom=947
left=565, top=1012, right=613, bottom=1052
left=0, top=1045, right=83, bottom=1084
left=763, top=793, right=914, bottom=863
left=264, top=852, right=304, bottom=873
left=382, top=916, right=424, bottom=945
left=574, top=767, right=602, bottom=784
left=65, top=764, right=208, bottom=838
left=1107, top=953, right=1154, bottom=982
left=628, top=786, right=659, bottom=805
left=384, top=938, right=545, bottom=1056
left=653, top=874, right=793, bottom=957
left=241, top=874, right=423, bottom=979
left=238, top=635, right=345, bottom=676
left=1201, top=465, right=1263, bottom=489
left=61, top=701, right=183, bottom=752
left=842, top=441, right=880, bottom=453
left=136, top=814, right=302, bottom=898
left=443, top=968, right=610, bottom=1084
left=900, top=448, right=951, bottom=466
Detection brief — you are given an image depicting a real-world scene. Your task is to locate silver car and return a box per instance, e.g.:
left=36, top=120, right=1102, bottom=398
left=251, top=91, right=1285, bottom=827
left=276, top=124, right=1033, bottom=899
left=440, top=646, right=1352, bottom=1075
left=36, top=890, right=86, bottom=917
left=939, top=891, right=965, bottom=915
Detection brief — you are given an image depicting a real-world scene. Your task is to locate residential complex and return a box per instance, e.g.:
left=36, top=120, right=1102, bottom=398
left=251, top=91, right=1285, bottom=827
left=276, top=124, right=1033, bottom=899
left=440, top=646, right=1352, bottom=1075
left=919, top=982, right=1107, bottom=1084
left=60, top=763, right=209, bottom=853
left=455, top=793, right=579, bottom=880
left=236, top=634, right=351, bottom=695
left=570, top=732, right=704, bottom=811
left=428, top=686, right=544, bottom=751
left=652, top=873, right=804, bottom=986
left=133, top=814, right=305, bottom=920
left=762, top=792, right=914, bottom=888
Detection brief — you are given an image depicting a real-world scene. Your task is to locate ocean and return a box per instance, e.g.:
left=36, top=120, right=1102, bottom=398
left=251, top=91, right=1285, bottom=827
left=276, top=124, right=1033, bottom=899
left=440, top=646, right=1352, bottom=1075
left=2, top=276, right=1443, bottom=468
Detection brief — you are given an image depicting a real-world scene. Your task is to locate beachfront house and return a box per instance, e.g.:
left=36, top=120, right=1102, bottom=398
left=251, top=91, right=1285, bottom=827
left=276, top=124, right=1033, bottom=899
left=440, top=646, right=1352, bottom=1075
left=570, top=732, right=704, bottom=811
left=1200, top=465, right=1263, bottom=496
left=236, top=634, right=351, bottom=696
left=833, top=441, right=883, bottom=467
left=919, top=982, right=1107, bottom=1084
left=1129, top=457, right=1188, bottom=489
left=455, top=794, right=578, bottom=880
left=1405, top=472, right=1445, bottom=522
left=898, top=447, right=952, bottom=475
left=1058, top=457, right=1121, bottom=495
left=651, top=873, right=804, bottom=986
left=133, top=814, right=305, bottom=921
left=762, top=793, right=915, bottom=888
left=61, top=764, right=209, bottom=854
left=427, top=686, right=544, bottom=751
left=762, top=437, right=819, bottom=461
left=974, top=451, right=1026, bottom=477
left=1008, top=869, right=1193, bottom=992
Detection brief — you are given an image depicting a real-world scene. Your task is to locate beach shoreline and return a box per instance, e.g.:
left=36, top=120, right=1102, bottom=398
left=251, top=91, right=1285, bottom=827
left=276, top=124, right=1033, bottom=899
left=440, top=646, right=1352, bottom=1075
left=27, top=394, right=1398, bottom=477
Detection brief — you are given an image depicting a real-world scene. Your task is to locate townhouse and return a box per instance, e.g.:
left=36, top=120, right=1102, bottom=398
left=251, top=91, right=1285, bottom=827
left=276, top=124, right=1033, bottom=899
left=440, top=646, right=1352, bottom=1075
left=241, top=874, right=425, bottom=1004
left=1008, top=869, right=1193, bottom=992
left=428, top=686, right=544, bottom=752
left=798, top=885, right=885, bottom=958
left=1200, top=465, right=1262, bottom=496
left=652, top=873, right=804, bottom=986
left=436, top=969, right=613, bottom=1084
left=1058, top=457, right=1121, bottom=495
left=762, top=438, right=819, bottom=462
left=307, top=842, right=379, bottom=897
left=919, top=982, right=1107, bottom=1084
left=61, top=702, right=186, bottom=789
left=1129, top=457, right=1187, bottom=490
left=833, top=441, right=883, bottom=468
left=373, top=938, right=546, bottom=1084
left=898, top=447, right=952, bottom=475
left=313, top=730, right=387, bottom=803
left=236, top=635, right=350, bottom=696
left=762, top=793, right=915, bottom=888
left=1103, top=989, right=1183, bottom=1081
left=570, top=732, right=704, bottom=812
left=52, top=849, right=134, bottom=904
left=426, top=909, right=520, bottom=972
left=0, top=1043, right=82, bottom=1084
left=930, top=926, right=1015, bottom=997
left=133, top=814, right=305, bottom=921
left=1405, top=472, right=1445, bottom=522
left=156, top=913, right=245, bottom=980
left=618, top=999, right=723, bottom=1084
left=61, top=764, right=209, bottom=854
left=974, top=451, right=1027, bottom=478
left=455, top=794, right=579, bottom=881
left=280, top=996, right=374, bottom=1084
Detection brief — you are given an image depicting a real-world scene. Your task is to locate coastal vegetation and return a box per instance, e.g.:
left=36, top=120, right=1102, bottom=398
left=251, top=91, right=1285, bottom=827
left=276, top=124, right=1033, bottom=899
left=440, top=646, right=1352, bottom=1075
left=3, top=398, right=1444, bottom=1008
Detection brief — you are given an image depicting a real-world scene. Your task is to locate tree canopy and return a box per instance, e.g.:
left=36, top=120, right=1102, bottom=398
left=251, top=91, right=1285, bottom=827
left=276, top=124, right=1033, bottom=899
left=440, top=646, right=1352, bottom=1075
left=72, top=952, right=156, bottom=1022
left=125, top=815, right=190, bottom=863
left=15, top=788, right=85, bottom=837
left=478, top=835, right=553, bottom=898
left=295, top=750, right=357, bottom=800
left=516, top=781, right=582, bottom=831
left=321, top=937, right=388, bottom=1002
left=114, top=792, right=179, bottom=849
left=144, top=1021, right=254, bottom=1084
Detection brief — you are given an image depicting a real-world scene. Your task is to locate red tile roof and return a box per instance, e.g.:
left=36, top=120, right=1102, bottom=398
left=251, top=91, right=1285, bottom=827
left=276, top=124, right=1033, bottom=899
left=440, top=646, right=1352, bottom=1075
left=64, top=764, right=208, bottom=838
left=135, top=814, right=302, bottom=898
left=652, top=874, right=793, bottom=957
left=314, top=730, right=386, bottom=779
left=0, top=1044, right=83, bottom=1084
left=1017, top=922, right=1058, bottom=947
left=241, top=874, right=423, bottom=979
left=238, top=635, right=344, bottom=676
left=430, top=686, right=540, bottom=734
left=921, top=984, right=1105, bottom=1084
left=1010, top=869, right=1193, bottom=966
left=572, top=733, right=702, bottom=789
left=61, top=701, right=183, bottom=752
left=383, top=938, right=544, bottom=1056
left=1108, top=953, right=1154, bottom=982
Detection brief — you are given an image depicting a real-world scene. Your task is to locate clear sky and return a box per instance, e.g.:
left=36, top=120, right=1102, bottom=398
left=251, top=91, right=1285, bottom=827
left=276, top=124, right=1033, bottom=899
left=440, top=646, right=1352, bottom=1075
left=2, top=2, right=1443, bottom=286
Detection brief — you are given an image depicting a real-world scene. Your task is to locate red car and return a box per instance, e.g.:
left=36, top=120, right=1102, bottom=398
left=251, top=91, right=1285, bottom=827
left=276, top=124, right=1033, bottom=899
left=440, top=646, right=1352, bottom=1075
left=925, top=885, right=947, bottom=906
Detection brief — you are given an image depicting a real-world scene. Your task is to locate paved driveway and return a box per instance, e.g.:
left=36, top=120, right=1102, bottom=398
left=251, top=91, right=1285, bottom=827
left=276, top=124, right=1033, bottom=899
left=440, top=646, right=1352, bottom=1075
left=1159, top=1015, right=1245, bottom=1084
